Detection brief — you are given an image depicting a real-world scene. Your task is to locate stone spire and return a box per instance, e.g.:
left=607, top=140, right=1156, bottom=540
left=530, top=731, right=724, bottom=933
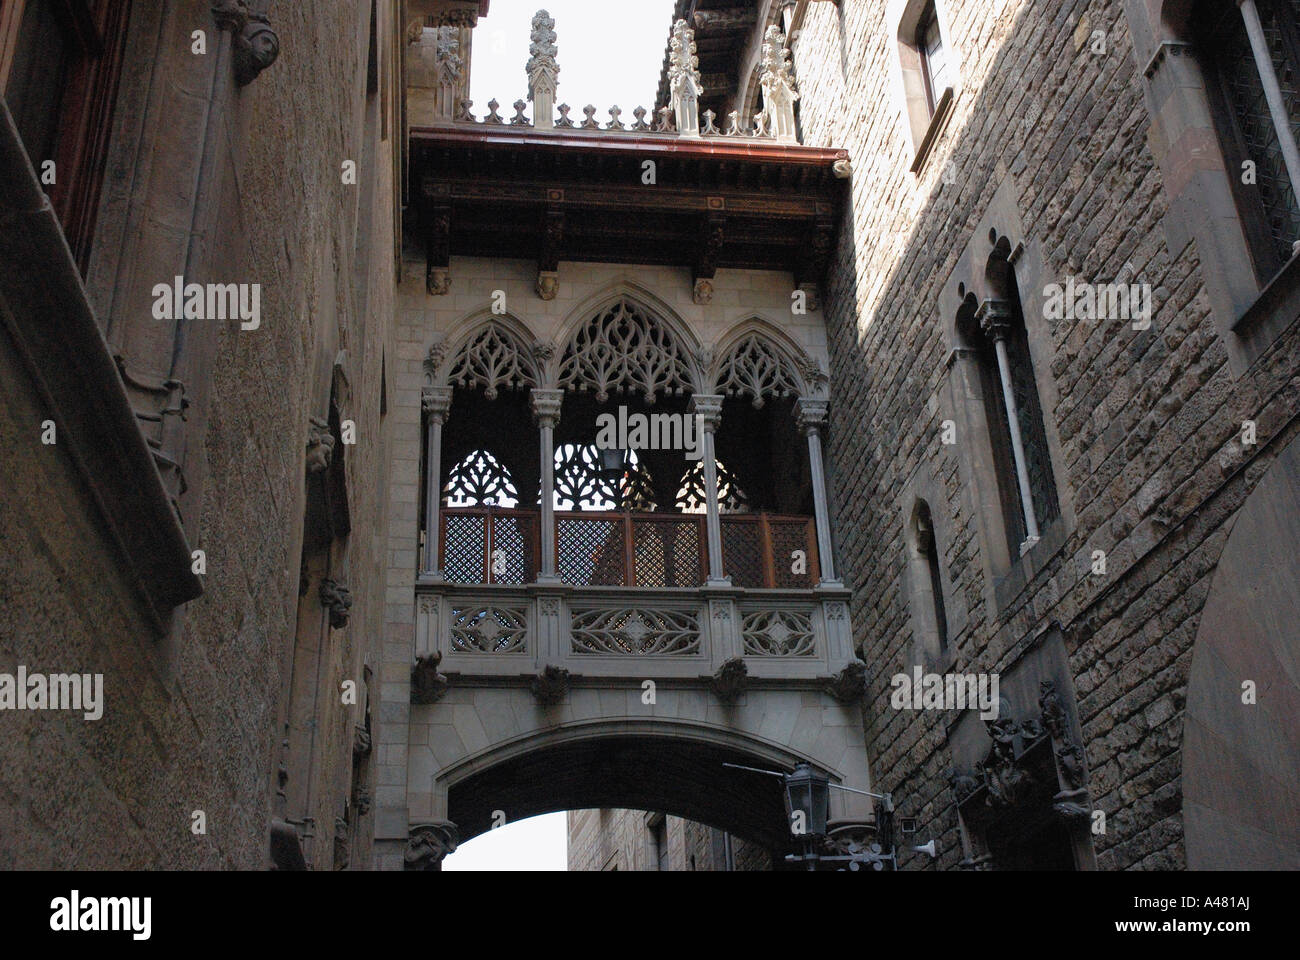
left=668, top=19, right=702, bottom=137
left=527, top=9, right=559, bottom=130
left=760, top=25, right=799, bottom=142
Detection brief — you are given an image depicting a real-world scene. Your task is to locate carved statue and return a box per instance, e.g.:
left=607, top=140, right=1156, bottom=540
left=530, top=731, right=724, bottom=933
left=352, top=724, right=372, bottom=762
left=1038, top=679, right=1067, bottom=740
left=411, top=652, right=449, bottom=704
left=318, top=579, right=353, bottom=629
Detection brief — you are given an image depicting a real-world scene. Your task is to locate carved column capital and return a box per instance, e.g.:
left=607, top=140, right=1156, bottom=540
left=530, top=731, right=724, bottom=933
left=975, top=298, right=1014, bottom=342
left=795, top=397, right=829, bottom=434
left=689, top=394, right=724, bottom=432
left=422, top=385, right=454, bottom=421
left=530, top=388, right=564, bottom=428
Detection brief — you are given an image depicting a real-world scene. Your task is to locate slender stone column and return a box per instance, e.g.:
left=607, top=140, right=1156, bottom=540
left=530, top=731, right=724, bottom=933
left=531, top=389, right=565, bottom=582
left=420, top=386, right=453, bottom=580
left=1238, top=0, right=1300, bottom=253
left=977, top=300, right=1040, bottom=550
left=795, top=398, right=839, bottom=585
left=691, top=395, right=728, bottom=584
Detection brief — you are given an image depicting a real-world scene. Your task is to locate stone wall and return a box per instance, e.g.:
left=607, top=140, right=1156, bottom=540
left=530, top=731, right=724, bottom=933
left=0, top=0, right=399, bottom=869
left=566, top=808, right=770, bottom=870
left=791, top=0, right=1300, bottom=869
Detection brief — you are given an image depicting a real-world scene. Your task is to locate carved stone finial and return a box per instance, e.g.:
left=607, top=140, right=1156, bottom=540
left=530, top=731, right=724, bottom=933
left=654, top=106, right=674, bottom=133
left=607, top=105, right=624, bottom=130
left=710, top=657, right=748, bottom=703
left=531, top=664, right=571, bottom=705
left=318, top=580, right=352, bottom=629
left=527, top=9, right=559, bottom=130
left=306, top=416, right=335, bottom=473
left=725, top=110, right=744, bottom=136
left=631, top=106, right=651, bottom=132
left=511, top=99, right=531, bottom=125
left=824, top=660, right=867, bottom=703
left=702, top=109, right=719, bottom=136
left=668, top=19, right=703, bottom=137
left=759, top=25, right=799, bottom=142
left=405, top=821, right=459, bottom=870
left=484, top=98, right=503, bottom=124
left=411, top=652, right=449, bottom=704
left=455, top=98, right=475, bottom=122
left=580, top=104, right=600, bottom=129
left=556, top=103, right=574, bottom=127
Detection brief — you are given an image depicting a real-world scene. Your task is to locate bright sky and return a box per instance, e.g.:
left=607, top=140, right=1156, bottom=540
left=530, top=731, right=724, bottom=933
left=470, top=0, right=679, bottom=122
left=443, top=811, right=569, bottom=870
left=445, top=0, right=678, bottom=875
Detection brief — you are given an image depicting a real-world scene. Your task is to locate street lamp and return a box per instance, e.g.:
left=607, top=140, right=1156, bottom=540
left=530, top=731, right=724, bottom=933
left=783, top=762, right=830, bottom=840
left=596, top=446, right=627, bottom=483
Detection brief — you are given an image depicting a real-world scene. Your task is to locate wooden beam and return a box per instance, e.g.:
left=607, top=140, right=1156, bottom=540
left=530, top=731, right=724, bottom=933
left=693, top=7, right=758, bottom=32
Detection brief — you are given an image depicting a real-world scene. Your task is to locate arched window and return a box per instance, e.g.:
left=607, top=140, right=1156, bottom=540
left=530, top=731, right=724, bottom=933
left=443, top=449, right=519, bottom=508
left=1194, top=0, right=1300, bottom=277
left=909, top=500, right=949, bottom=659
left=965, top=239, right=1061, bottom=559
left=557, top=297, right=695, bottom=403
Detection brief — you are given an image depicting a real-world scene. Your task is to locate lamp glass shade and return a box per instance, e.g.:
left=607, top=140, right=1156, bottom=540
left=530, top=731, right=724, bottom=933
left=783, top=762, right=830, bottom=838
left=597, top=447, right=626, bottom=481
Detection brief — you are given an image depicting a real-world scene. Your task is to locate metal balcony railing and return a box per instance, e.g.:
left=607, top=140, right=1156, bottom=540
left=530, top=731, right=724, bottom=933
left=436, top=507, right=820, bottom=589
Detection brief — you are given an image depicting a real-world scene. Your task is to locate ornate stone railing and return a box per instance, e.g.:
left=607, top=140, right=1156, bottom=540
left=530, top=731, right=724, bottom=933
left=414, top=582, right=855, bottom=681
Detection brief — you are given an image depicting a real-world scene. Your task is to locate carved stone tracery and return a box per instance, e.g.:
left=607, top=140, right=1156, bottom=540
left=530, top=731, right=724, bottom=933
left=558, top=298, right=695, bottom=403
left=741, top=610, right=816, bottom=657
left=569, top=607, right=701, bottom=656
left=715, top=334, right=805, bottom=407
left=446, top=324, right=540, bottom=399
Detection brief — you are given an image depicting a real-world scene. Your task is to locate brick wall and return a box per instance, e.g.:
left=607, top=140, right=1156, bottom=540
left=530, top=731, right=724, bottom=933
left=791, top=0, right=1300, bottom=869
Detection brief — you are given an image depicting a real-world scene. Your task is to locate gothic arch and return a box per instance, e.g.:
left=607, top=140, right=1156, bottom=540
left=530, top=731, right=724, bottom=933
left=709, top=319, right=822, bottom=404
left=428, top=314, right=542, bottom=398
left=556, top=287, right=704, bottom=402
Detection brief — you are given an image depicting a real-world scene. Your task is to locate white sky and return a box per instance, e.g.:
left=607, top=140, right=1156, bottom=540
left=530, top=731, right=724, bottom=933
left=443, top=811, right=569, bottom=870
left=444, top=0, right=679, bottom=875
left=470, top=0, right=678, bottom=122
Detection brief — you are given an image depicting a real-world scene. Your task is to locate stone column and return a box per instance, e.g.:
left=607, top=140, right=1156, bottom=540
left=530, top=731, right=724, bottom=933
left=795, top=398, right=839, bottom=585
left=691, top=395, right=728, bottom=584
left=977, top=300, right=1040, bottom=550
left=1237, top=0, right=1300, bottom=254
left=420, top=386, right=453, bottom=580
left=531, top=389, right=565, bottom=582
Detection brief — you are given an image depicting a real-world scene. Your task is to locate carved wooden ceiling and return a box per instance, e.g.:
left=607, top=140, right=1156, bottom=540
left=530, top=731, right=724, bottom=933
left=410, top=125, right=849, bottom=296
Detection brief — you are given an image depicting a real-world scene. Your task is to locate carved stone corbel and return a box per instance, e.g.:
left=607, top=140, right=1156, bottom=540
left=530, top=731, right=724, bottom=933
left=531, top=664, right=571, bottom=705
left=404, top=821, right=459, bottom=870
left=411, top=652, right=449, bottom=704
left=233, top=14, right=279, bottom=86
left=824, top=660, right=866, bottom=703
left=537, top=199, right=564, bottom=300
left=426, top=205, right=452, bottom=295
left=693, top=206, right=725, bottom=305
left=318, top=579, right=353, bottom=629
left=710, top=657, right=748, bottom=703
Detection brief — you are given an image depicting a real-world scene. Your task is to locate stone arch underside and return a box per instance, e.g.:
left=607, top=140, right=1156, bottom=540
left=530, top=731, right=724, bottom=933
left=1183, top=434, right=1300, bottom=869
left=446, top=732, right=792, bottom=849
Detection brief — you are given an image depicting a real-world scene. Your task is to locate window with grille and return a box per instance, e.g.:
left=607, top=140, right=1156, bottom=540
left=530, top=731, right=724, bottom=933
left=1196, top=0, right=1300, bottom=278
left=1, top=0, right=134, bottom=272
